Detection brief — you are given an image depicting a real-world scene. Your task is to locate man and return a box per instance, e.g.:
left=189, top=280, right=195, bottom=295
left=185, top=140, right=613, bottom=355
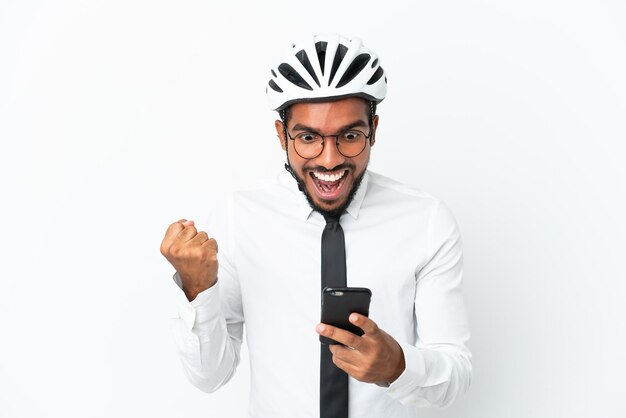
left=160, top=34, right=471, bottom=417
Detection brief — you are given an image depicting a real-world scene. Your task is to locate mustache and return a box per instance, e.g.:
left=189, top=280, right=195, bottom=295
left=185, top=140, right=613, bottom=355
left=304, top=163, right=354, bottom=173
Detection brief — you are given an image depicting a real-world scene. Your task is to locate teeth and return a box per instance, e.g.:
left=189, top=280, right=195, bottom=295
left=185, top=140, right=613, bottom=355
left=312, top=170, right=346, bottom=182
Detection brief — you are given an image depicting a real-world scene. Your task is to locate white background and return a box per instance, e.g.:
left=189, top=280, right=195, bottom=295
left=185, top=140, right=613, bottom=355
left=1, top=0, right=625, bottom=417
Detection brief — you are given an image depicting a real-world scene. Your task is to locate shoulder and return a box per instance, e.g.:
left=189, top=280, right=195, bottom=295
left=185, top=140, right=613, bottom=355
left=365, top=170, right=459, bottom=228
left=365, top=170, right=442, bottom=209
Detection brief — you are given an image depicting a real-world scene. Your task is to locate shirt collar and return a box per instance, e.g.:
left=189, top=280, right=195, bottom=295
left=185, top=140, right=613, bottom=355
left=278, top=169, right=370, bottom=222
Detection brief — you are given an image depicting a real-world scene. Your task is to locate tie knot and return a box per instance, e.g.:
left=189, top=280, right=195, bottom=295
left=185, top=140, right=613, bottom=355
left=323, top=213, right=342, bottom=225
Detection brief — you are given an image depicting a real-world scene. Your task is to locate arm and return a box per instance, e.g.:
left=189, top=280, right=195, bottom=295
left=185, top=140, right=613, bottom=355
left=162, top=202, right=244, bottom=393
left=386, top=199, right=472, bottom=407
left=170, top=254, right=243, bottom=393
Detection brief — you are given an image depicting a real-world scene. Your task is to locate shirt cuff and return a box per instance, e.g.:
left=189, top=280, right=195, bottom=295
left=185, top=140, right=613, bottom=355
left=172, top=272, right=220, bottom=332
left=384, top=341, right=427, bottom=404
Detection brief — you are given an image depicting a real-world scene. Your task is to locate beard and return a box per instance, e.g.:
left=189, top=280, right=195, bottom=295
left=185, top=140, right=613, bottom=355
left=289, top=163, right=367, bottom=220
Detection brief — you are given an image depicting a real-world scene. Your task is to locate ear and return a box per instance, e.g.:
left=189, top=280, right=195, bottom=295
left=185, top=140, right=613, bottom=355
left=370, top=115, right=379, bottom=147
left=275, top=120, right=287, bottom=151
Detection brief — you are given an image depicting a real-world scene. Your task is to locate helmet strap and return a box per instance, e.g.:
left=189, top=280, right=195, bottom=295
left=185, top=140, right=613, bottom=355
left=280, top=107, right=304, bottom=190
left=369, top=101, right=376, bottom=144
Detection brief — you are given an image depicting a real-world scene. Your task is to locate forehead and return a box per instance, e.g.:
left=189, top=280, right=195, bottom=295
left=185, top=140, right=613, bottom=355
left=289, top=97, right=369, bottom=130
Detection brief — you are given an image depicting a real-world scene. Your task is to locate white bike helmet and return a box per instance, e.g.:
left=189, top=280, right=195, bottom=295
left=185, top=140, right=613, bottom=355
left=266, top=34, right=387, bottom=111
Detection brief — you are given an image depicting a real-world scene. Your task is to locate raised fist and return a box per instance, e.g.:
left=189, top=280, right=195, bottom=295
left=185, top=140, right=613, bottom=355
left=160, top=219, right=218, bottom=301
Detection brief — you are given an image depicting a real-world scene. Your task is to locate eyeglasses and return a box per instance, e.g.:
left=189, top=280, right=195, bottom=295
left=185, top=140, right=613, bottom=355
left=287, top=129, right=372, bottom=159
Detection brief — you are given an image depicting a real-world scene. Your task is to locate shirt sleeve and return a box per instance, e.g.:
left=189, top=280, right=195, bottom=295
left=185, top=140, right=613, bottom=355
left=169, top=196, right=244, bottom=393
left=385, top=199, right=472, bottom=407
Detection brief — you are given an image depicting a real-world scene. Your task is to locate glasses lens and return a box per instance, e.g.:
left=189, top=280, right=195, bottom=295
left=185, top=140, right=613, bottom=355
left=337, top=130, right=367, bottom=157
left=294, top=133, right=323, bottom=159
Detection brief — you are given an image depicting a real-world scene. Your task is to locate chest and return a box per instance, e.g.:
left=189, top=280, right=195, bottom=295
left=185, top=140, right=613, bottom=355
left=234, top=211, right=429, bottom=340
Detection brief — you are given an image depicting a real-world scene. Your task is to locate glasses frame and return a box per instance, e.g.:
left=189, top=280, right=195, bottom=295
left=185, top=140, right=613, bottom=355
left=286, top=128, right=373, bottom=159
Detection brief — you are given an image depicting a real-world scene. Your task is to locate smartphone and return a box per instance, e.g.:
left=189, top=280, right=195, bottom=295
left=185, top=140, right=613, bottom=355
left=320, top=287, right=372, bottom=345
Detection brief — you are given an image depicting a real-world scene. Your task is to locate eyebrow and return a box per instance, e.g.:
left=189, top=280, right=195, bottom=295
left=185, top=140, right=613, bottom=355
left=291, top=120, right=368, bottom=134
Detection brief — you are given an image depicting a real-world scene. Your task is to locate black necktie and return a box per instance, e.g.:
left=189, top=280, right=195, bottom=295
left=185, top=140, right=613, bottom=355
left=320, top=214, right=349, bottom=418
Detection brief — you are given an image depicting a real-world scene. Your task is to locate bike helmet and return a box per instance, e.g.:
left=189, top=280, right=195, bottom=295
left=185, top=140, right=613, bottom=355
left=266, top=34, right=387, bottom=111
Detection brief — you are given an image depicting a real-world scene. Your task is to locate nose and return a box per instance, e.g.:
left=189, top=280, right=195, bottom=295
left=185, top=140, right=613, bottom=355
left=316, top=137, right=345, bottom=169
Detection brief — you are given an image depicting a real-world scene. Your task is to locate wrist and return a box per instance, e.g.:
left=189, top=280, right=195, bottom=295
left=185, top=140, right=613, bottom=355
left=179, top=273, right=217, bottom=301
left=183, top=287, right=201, bottom=302
left=182, top=281, right=214, bottom=302
left=388, top=346, right=406, bottom=383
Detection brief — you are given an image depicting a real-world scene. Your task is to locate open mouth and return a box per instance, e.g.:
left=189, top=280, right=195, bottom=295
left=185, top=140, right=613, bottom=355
left=309, top=169, right=349, bottom=200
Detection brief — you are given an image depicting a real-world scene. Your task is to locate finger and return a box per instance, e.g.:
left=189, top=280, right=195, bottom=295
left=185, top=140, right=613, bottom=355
left=175, top=224, right=198, bottom=242
left=164, top=220, right=185, bottom=238
left=201, top=237, right=218, bottom=253
left=161, top=220, right=188, bottom=254
left=316, top=323, right=362, bottom=350
left=331, top=355, right=355, bottom=376
left=189, top=231, right=209, bottom=245
left=329, top=343, right=360, bottom=363
left=175, top=219, right=195, bottom=229
left=166, top=219, right=195, bottom=241
left=349, top=313, right=379, bottom=336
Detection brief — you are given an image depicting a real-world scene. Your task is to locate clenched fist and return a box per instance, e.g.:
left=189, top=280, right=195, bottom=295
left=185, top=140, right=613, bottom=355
left=160, top=219, right=218, bottom=301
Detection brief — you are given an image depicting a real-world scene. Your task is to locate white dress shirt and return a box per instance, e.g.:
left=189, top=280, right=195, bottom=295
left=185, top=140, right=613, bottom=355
left=170, top=169, right=472, bottom=417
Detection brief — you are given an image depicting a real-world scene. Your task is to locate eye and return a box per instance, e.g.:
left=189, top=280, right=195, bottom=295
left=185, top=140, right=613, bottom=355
left=341, top=131, right=362, bottom=142
left=297, top=132, right=319, bottom=143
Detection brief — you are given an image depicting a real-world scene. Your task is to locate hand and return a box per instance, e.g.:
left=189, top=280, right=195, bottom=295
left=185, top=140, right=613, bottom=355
left=160, top=219, right=218, bottom=301
left=316, top=313, right=406, bottom=385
